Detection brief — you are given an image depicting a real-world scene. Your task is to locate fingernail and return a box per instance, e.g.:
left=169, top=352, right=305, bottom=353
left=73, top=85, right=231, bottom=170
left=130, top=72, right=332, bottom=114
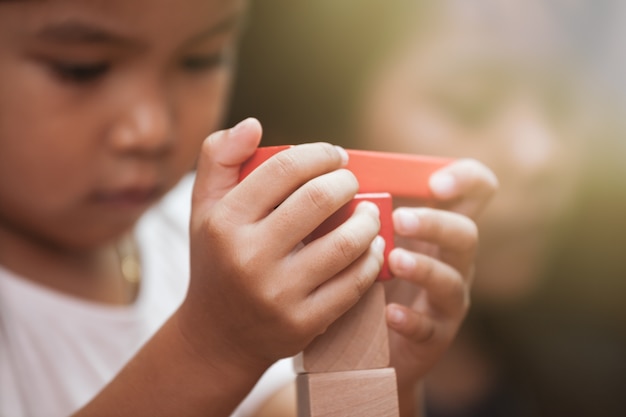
left=372, top=235, right=386, bottom=253
left=387, top=306, right=406, bottom=325
left=334, top=146, right=349, bottom=166
left=231, top=117, right=255, bottom=134
left=430, top=172, right=456, bottom=198
left=358, top=200, right=380, bottom=218
left=397, top=249, right=416, bottom=271
left=395, top=208, right=419, bottom=233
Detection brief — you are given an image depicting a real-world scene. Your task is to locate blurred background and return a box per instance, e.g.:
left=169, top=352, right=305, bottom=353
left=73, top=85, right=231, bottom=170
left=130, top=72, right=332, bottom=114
left=226, top=1, right=626, bottom=416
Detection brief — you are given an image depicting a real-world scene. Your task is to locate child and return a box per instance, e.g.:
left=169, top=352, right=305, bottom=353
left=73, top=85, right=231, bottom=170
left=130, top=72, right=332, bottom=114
left=0, top=0, right=496, bottom=416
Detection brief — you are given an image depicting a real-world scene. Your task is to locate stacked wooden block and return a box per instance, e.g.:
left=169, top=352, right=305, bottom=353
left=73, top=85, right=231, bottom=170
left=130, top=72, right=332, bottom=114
left=295, top=283, right=400, bottom=417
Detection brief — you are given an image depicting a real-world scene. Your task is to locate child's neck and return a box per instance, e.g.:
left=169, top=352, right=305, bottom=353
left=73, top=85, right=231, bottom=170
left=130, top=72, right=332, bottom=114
left=0, top=228, right=139, bottom=306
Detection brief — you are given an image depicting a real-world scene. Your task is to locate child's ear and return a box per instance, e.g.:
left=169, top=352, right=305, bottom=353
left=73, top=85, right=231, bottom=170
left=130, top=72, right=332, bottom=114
left=192, top=118, right=262, bottom=208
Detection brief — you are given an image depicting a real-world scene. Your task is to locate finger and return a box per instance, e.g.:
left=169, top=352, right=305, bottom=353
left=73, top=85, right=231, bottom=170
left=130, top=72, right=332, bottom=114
left=262, top=169, right=359, bottom=251
left=234, top=142, right=351, bottom=223
left=304, top=232, right=385, bottom=326
left=429, top=158, right=499, bottom=218
left=295, top=201, right=381, bottom=290
left=388, top=248, right=469, bottom=316
left=193, top=118, right=263, bottom=209
left=386, top=303, right=435, bottom=344
left=393, top=208, right=478, bottom=273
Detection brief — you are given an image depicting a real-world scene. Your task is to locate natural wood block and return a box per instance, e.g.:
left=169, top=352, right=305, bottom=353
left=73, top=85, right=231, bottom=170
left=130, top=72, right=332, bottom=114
left=297, top=368, right=399, bottom=417
left=294, top=283, right=389, bottom=373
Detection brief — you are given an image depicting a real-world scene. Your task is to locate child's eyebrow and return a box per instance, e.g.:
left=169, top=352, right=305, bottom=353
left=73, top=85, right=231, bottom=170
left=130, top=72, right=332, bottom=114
left=35, top=21, right=134, bottom=47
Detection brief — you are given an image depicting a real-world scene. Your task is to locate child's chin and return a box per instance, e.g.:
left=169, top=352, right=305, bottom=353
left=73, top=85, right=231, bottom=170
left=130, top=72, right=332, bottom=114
left=53, top=218, right=142, bottom=250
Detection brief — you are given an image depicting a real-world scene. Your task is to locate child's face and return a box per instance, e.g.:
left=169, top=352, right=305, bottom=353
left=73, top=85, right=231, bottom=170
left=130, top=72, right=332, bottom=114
left=0, top=0, right=245, bottom=248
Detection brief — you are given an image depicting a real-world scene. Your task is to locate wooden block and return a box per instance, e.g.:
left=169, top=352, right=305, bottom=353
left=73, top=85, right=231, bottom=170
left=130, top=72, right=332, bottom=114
left=239, top=145, right=453, bottom=199
left=294, top=283, right=389, bottom=373
left=297, top=368, right=399, bottom=417
left=304, top=193, right=394, bottom=281
left=345, top=149, right=452, bottom=199
left=238, top=145, right=291, bottom=181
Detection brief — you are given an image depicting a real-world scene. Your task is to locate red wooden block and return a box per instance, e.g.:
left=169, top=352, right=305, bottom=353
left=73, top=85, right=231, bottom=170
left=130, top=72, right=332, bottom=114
left=238, top=145, right=291, bottom=182
left=238, top=145, right=453, bottom=198
left=304, top=193, right=394, bottom=281
left=345, top=149, right=452, bottom=198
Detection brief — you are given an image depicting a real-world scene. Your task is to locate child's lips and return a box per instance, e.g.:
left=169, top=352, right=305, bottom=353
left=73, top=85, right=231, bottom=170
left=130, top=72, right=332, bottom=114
left=93, top=186, right=162, bottom=209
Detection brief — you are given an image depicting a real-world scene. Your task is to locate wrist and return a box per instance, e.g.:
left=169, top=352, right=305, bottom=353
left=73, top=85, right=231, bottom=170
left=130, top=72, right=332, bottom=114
left=171, top=307, right=270, bottom=387
left=75, top=311, right=270, bottom=417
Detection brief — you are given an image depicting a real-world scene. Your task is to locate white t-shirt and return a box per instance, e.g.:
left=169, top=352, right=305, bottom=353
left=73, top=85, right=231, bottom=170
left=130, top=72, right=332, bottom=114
left=0, top=174, right=295, bottom=417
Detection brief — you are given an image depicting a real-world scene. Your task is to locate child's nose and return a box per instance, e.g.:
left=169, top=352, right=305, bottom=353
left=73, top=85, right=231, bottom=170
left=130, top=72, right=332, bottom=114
left=108, top=84, right=175, bottom=155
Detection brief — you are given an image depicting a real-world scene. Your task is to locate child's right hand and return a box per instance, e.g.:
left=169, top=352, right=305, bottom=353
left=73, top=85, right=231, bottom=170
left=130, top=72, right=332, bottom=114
left=74, top=119, right=382, bottom=416
left=181, top=118, right=385, bottom=372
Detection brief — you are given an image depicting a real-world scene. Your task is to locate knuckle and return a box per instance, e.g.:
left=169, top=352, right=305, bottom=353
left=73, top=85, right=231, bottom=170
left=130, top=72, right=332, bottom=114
left=273, top=151, right=300, bottom=178
left=433, top=268, right=467, bottom=310
left=334, top=228, right=363, bottom=263
left=304, top=180, right=335, bottom=212
left=202, top=209, right=229, bottom=241
left=457, top=218, right=479, bottom=252
left=319, top=142, right=340, bottom=161
left=351, top=268, right=374, bottom=299
left=200, top=134, right=214, bottom=157
left=338, top=169, right=360, bottom=195
left=256, top=285, right=288, bottom=315
left=415, top=207, right=439, bottom=237
left=444, top=276, right=465, bottom=305
left=286, top=309, right=321, bottom=341
left=428, top=216, right=444, bottom=240
left=416, top=257, right=436, bottom=285
left=464, top=158, right=500, bottom=192
left=475, top=161, right=501, bottom=192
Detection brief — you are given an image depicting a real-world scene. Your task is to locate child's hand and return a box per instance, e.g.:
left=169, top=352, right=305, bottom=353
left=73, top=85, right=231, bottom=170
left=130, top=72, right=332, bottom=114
left=427, top=158, right=499, bottom=218
left=181, top=118, right=385, bottom=373
left=385, top=209, right=477, bottom=382
left=383, top=159, right=497, bottom=415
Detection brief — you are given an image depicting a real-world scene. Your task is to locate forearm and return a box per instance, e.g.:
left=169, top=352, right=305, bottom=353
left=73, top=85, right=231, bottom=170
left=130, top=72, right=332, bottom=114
left=73, top=312, right=267, bottom=417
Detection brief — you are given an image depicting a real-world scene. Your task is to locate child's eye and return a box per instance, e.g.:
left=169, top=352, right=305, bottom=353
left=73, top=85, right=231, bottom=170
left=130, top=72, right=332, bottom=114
left=50, top=61, right=110, bottom=83
left=182, top=53, right=229, bottom=72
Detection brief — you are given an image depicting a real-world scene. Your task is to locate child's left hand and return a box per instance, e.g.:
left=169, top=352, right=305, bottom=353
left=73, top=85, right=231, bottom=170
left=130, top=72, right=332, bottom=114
left=384, top=158, right=498, bottom=414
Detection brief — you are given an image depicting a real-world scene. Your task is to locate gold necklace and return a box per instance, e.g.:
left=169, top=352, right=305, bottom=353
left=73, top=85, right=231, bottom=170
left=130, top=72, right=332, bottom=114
left=116, top=235, right=141, bottom=289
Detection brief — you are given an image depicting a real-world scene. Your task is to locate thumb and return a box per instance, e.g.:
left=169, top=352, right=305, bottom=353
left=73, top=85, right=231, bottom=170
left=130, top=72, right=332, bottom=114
left=192, top=118, right=263, bottom=210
